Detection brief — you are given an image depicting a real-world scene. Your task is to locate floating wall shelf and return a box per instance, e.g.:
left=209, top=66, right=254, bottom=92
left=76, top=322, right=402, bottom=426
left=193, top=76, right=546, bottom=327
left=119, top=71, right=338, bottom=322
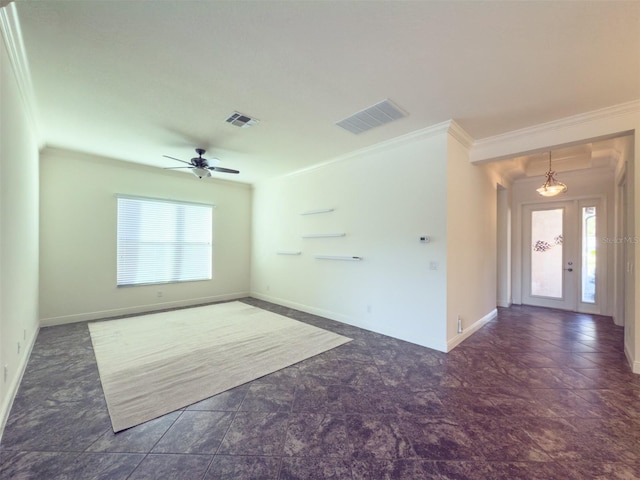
left=315, top=255, right=363, bottom=261
left=276, top=250, right=302, bottom=255
left=302, top=233, right=346, bottom=239
left=301, top=208, right=335, bottom=216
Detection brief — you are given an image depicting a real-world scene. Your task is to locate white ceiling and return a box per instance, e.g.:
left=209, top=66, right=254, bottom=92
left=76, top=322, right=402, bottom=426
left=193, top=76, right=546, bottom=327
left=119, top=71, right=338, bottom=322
left=10, top=0, right=640, bottom=184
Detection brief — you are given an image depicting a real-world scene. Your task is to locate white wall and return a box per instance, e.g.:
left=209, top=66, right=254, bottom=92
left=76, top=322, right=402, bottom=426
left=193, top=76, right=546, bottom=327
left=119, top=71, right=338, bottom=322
left=612, top=135, right=634, bottom=327
left=627, top=134, right=637, bottom=372
left=0, top=34, right=40, bottom=436
left=39, top=148, right=252, bottom=325
left=252, top=130, right=450, bottom=351
left=446, top=134, right=498, bottom=348
left=496, top=185, right=512, bottom=307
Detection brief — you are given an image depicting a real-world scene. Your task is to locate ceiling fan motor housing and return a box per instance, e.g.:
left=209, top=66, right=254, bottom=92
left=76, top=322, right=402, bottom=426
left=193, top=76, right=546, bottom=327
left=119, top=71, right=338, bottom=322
left=191, top=149, right=209, bottom=168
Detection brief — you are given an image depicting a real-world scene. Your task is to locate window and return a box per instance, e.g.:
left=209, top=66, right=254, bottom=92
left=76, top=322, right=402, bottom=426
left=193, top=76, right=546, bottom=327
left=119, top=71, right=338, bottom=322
left=581, top=206, right=597, bottom=303
left=116, top=196, right=213, bottom=286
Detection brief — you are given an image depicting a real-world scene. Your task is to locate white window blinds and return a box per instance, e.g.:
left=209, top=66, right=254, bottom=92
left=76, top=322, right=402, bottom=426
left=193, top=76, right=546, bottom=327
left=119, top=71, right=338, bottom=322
left=116, top=196, right=213, bottom=286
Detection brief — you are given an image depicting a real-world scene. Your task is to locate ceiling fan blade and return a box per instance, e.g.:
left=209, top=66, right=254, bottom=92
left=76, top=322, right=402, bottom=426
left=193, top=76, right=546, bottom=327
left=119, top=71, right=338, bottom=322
left=162, top=155, right=193, bottom=166
left=209, top=166, right=240, bottom=174
left=163, top=166, right=193, bottom=170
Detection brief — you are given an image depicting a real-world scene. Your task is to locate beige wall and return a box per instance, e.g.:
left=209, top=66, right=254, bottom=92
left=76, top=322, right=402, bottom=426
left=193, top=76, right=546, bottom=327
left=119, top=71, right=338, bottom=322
left=1, top=35, right=40, bottom=435
left=628, top=133, right=637, bottom=372
left=39, top=149, right=252, bottom=325
left=446, top=134, right=498, bottom=348
left=496, top=185, right=512, bottom=307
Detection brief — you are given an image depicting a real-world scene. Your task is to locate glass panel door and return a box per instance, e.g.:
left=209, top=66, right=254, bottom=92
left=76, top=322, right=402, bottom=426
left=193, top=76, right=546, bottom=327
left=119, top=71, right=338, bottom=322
left=522, top=202, right=577, bottom=311
left=577, top=199, right=605, bottom=314
left=531, top=208, right=564, bottom=298
left=581, top=206, right=597, bottom=304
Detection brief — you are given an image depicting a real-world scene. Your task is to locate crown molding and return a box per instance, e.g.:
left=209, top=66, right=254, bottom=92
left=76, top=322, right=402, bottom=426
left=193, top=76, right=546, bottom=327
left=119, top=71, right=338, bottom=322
left=470, top=100, right=640, bottom=163
left=476, top=100, right=640, bottom=148
left=269, top=120, right=453, bottom=184
left=513, top=164, right=614, bottom=188
left=447, top=120, right=473, bottom=149
left=0, top=3, right=43, bottom=146
left=264, top=119, right=476, bottom=185
left=338, top=119, right=452, bottom=161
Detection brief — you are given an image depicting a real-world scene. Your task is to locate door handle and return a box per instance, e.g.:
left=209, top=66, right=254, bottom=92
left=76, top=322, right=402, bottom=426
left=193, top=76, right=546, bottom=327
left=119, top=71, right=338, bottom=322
left=563, top=268, right=573, bottom=272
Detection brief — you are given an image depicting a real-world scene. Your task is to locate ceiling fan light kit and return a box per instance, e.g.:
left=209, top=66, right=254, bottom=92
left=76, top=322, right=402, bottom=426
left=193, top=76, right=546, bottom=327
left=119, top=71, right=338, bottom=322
left=192, top=167, right=211, bottom=179
left=162, top=148, right=240, bottom=178
left=536, top=151, right=567, bottom=197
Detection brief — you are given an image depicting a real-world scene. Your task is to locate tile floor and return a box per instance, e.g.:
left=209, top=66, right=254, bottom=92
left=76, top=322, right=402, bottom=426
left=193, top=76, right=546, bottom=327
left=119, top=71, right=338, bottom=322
left=1, top=299, right=639, bottom=479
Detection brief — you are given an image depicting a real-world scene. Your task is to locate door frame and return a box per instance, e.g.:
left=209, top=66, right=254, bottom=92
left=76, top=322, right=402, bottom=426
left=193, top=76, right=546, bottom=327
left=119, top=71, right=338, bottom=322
left=520, top=196, right=607, bottom=314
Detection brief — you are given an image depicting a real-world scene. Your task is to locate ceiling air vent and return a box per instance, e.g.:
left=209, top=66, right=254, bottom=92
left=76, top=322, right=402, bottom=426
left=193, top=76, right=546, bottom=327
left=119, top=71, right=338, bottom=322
left=225, top=111, right=259, bottom=128
left=335, top=99, right=407, bottom=134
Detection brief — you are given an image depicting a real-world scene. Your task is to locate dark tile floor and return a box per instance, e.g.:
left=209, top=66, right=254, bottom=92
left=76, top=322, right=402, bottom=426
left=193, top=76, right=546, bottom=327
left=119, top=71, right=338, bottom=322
left=1, top=299, right=640, bottom=479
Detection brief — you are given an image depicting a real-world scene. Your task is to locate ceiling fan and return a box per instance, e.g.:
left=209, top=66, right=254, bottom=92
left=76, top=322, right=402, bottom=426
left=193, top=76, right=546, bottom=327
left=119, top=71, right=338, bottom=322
left=163, top=148, right=240, bottom=178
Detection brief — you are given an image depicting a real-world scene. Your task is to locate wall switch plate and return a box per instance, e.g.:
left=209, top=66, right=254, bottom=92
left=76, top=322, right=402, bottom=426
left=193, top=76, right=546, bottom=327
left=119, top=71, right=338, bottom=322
left=420, top=236, right=430, bottom=243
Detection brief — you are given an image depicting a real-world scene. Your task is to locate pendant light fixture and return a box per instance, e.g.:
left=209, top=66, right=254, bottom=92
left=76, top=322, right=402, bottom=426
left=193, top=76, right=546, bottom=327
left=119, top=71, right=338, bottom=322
left=536, top=151, right=567, bottom=197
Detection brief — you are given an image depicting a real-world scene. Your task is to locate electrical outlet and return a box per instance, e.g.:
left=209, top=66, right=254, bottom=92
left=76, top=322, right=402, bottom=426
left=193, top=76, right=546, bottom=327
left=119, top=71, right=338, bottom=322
left=157, top=291, right=163, bottom=298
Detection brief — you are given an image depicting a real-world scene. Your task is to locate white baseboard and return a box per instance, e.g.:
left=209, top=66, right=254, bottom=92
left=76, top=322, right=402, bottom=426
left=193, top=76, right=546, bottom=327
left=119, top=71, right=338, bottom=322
left=250, top=292, right=449, bottom=352
left=446, top=308, right=497, bottom=352
left=39, top=291, right=250, bottom=327
left=612, top=314, right=625, bottom=327
left=624, top=340, right=640, bottom=374
left=250, top=292, right=354, bottom=325
left=0, top=325, right=40, bottom=443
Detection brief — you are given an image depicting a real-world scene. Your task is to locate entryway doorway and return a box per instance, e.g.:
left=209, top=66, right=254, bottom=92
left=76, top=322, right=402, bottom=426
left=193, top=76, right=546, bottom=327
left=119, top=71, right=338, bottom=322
left=522, top=198, right=606, bottom=314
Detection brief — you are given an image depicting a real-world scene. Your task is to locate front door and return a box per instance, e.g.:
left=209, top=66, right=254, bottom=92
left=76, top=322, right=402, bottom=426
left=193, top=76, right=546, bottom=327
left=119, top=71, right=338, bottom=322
left=522, top=198, right=605, bottom=314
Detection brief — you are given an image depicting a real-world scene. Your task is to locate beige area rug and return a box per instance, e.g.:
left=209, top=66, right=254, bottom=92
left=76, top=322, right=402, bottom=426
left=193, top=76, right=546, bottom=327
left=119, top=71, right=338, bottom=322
left=88, top=301, right=351, bottom=432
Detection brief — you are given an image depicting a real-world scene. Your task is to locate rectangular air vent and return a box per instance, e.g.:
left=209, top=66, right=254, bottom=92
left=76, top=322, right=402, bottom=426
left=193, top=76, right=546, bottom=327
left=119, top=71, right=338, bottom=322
left=335, top=99, right=407, bottom=134
left=225, top=111, right=259, bottom=128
